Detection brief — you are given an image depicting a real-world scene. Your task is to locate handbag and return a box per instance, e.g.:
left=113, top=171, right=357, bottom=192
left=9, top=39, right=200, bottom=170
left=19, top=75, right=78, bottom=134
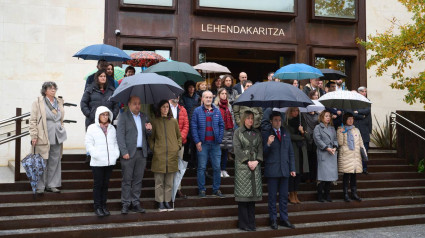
left=360, top=147, right=368, bottom=162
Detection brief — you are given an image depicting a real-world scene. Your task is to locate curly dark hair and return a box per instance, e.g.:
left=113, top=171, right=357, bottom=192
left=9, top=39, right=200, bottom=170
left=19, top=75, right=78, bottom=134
left=40, top=81, right=58, bottom=96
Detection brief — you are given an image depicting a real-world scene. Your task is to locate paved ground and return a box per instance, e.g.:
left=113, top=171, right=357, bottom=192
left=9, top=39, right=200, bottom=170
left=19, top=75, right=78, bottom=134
left=287, top=224, right=425, bottom=237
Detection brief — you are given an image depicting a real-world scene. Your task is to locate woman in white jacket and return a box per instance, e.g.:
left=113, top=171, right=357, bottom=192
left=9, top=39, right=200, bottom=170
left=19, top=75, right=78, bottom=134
left=85, top=106, right=120, bottom=217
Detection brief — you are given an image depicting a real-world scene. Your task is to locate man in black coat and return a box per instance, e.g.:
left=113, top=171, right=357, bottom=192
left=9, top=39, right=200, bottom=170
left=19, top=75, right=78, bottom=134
left=85, top=60, right=115, bottom=90
left=353, top=86, right=372, bottom=174
left=262, top=111, right=296, bottom=230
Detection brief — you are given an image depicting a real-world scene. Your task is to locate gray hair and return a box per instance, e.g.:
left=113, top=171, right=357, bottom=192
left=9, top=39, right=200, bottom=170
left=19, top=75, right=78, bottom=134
left=40, top=81, right=58, bottom=96
left=357, top=86, right=367, bottom=92
left=202, top=90, right=213, bottom=98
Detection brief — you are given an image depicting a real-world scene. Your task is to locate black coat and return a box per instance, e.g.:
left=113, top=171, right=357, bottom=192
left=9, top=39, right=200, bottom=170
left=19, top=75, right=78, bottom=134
left=233, top=83, right=243, bottom=95
left=262, top=127, right=295, bottom=178
left=80, top=84, right=119, bottom=129
left=347, top=108, right=372, bottom=143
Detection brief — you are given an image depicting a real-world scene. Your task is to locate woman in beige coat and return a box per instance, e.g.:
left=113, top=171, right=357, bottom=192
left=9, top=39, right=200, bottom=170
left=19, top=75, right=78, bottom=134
left=337, top=113, right=365, bottom=202
left=29, top=82, right=67, bottom=194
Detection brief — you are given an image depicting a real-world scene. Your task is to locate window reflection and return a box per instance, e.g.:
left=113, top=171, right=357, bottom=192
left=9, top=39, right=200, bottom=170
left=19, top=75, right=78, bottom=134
left=123, top=0, right=173, bottom=7
left=315, top=57, right=346, bottom=73
left=314, top=0, right=356, bottom=19
left=199, top=0, right=295, bottom=13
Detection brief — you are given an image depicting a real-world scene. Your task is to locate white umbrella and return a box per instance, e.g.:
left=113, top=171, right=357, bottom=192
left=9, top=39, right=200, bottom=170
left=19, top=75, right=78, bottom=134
left=318, top=91, right=371, bottom=109
left=172, top=157, right=188, bottom=208
left=274, top=100, right=325, bottom=113
left=193, top=62, right=231, bottom=74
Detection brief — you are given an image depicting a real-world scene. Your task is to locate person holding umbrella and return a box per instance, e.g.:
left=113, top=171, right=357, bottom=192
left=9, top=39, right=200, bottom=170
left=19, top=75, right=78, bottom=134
left=84, top=106, right=120, bottom=217
left=337, top=112, right=364, bottom=202
left=313, top=110, right=339, bottom=202
left=233, top=110, right=263, bottom=231
left=84, top=60, right=115, bottom=91
left=29, top=82, right=67, bottom=194
left=149, top=100, right=182, bottom=212
left=81, top=69, right=119, bottom=130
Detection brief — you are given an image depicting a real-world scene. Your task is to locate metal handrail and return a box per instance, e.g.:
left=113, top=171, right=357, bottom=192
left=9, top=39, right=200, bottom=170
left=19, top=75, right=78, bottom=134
left=391, top=112, right=425, bottom=134
left=0, top=132, right=30, bottom=145
left=390, top=111, right=425, bottom=149
left=0, top=113, right=30, bottom=125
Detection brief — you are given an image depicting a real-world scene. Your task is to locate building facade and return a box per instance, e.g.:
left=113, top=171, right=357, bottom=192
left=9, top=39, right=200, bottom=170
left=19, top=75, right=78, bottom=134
left=105, top=0, right=366, bottom=88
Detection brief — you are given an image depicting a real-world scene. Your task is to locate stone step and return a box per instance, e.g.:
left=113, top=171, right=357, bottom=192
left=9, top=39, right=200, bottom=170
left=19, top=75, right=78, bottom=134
left=0, top=203, right=423, bottom=237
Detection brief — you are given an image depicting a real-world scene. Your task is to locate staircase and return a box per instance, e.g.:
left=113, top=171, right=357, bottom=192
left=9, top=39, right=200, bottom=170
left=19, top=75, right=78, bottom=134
left=0, top=150, right=424, bottom=237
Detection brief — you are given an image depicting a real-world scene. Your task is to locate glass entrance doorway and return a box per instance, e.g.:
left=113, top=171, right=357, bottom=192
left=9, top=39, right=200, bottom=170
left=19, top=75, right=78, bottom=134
left=199, top=47, right=293, bottom=85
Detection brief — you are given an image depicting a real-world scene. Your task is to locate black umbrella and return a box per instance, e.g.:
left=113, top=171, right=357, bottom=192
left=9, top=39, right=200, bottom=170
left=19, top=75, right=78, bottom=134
left=233, top=81, right=313, bottom=108
left=319, top=69, right=347, bottom=81
left=109, top=73, right=184, bottom=104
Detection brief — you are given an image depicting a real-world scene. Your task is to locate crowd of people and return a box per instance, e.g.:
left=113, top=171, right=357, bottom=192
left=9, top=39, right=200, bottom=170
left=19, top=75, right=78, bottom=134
left=28, top=61, right=372, bottom=232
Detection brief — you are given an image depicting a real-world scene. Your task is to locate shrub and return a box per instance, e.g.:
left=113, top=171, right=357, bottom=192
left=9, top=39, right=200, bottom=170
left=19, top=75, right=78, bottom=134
left=371, top=114, right=396, bottom=149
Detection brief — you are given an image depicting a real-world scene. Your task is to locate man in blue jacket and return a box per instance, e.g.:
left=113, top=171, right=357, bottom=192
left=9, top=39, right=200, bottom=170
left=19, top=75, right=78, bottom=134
left=262, top=111, right=296, bottom=230
left=191, top=91, right=225, bottom=198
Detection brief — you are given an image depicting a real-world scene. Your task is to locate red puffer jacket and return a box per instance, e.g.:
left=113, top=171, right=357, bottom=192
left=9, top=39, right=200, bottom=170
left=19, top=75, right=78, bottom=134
left=177, top=105, right=189, bottom=144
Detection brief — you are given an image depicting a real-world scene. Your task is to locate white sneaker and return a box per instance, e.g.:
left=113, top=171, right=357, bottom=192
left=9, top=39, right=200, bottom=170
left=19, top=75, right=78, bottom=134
left=220, top=171, right=224, bottom=177
left=222, top=171, right=230, bottom=178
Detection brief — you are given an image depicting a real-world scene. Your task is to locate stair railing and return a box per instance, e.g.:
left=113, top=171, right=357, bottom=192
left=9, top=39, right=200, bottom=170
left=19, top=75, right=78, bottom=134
left=390, top=111, right=425, bottom=166
left=0, top=101, right=77, bottom=181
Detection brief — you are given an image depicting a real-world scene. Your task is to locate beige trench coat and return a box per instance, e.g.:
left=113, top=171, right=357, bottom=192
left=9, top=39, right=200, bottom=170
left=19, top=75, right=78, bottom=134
left=29, top=96, right=65, bottom=160
left=337, top=126, right=364, bottom=174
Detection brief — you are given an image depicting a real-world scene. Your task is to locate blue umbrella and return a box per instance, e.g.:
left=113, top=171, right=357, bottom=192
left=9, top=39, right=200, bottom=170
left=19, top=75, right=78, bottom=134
left=73, top=44, right=131, bottom=62
left=234, top=81, right=313, bottom=108
left=274, top=63, right=324, bottom=80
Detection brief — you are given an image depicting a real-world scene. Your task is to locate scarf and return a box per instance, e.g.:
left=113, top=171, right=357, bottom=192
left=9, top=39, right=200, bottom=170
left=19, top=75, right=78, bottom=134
left=344, top=125, right=355, bottom=150
left=44, top=97, right=59, bottom=115
left=219, top=99, right=234, bottom=130
left=288, top=116, right=300, bottom=134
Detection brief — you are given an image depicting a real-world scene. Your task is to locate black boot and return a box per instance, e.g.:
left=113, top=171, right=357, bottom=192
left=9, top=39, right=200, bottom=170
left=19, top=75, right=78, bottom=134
left=324, top=182, right=332, bottom=202
left=350, top=174, right=362, bottom=201
left=343, top=173, right=351, bottom=202
left=317, top=182, right=324, bottom=202
left=351, top=186, right=362, bottom=201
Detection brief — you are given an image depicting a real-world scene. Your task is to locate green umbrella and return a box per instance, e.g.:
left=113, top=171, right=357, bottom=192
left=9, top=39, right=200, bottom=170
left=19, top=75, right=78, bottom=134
left=84, top=66, right=125, bottom=82
left=143, top=61, right=203, bottom=85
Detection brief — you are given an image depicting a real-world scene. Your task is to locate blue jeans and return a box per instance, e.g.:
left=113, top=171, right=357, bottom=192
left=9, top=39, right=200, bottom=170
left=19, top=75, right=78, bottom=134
left=197, top=143, right=221, bottom=192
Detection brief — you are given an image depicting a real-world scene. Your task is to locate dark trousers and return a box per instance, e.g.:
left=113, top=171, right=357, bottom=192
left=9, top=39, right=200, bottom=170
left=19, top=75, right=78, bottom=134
left=362, top=142, right=369, bottom=170
left=91, top=165, right=114, bottom=209
left=307, top=143, right=317, bottom=180
left=288, top=175, right=301, bottom=192
left=343, top=173, right=357, bottom=188
left=221, top=148, right=228, bottom=170
left=238, top=202, right=256, bottom=230
left=267, top=177, right=289, bottom=221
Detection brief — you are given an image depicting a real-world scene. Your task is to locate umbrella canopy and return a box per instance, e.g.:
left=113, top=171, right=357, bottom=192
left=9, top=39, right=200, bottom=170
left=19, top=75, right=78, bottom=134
left=124, top=51, right=167, bottom=67
left=21, top=151, right=47, bottom=194
left=233, top=81, right=313, bottom=108
left=109, top=73, right=184, bottom=104
left=318, top=91, right=371, bottom=109
left=274, top=63, right=324, bottom=80
left=193, top=62, right=231, bottom=74
left=275, top=100, right=325, bottom=113
left=84, top=66, right=125, bottom=82
left=172, top=158, right=188, bottom=204
left=319, top=69, right=347, bottom=81
left=73, top=44, right=131, bottom=61
left=144, top=61, right=203, bottom=85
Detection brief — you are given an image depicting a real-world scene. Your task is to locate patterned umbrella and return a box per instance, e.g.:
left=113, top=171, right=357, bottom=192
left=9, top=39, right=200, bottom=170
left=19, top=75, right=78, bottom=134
left=21, top=148, right=47, bottom=195
left=124, top=51, right=167, bottom=67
